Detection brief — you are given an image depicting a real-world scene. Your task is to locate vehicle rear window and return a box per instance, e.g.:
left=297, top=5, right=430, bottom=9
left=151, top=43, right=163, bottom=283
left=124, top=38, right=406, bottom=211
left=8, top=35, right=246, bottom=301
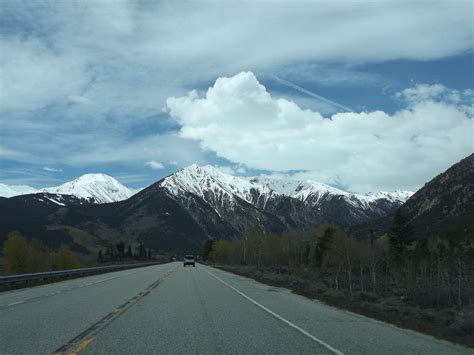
left=185, top=255, right=194, bottom=259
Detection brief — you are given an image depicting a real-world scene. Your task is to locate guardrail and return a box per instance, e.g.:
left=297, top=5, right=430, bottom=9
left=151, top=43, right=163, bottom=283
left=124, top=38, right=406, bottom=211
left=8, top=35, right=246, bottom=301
left=0, top=261, right=165, bottom=290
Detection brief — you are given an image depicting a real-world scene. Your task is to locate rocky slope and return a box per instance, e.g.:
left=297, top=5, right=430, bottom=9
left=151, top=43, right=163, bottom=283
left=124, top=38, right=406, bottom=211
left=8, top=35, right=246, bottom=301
left=158, top=164, right=323, bottom=238
left=401, top=153, right=474, bottom=237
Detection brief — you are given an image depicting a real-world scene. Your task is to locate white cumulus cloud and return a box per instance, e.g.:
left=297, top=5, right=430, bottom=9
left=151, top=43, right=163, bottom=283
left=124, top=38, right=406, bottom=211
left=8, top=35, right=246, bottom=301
left=167, top=72, right=474, bottom=193
left=145, top=160, right=164, bottom=170
left=43, top=167, right=63, bottom=173
left=395, top=83, right=474, bottom=106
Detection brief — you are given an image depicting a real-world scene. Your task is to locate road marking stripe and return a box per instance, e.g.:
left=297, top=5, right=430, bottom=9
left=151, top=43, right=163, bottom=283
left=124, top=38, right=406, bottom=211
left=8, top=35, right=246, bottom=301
left=82, top=275, right=118, bottom=287
left=2, top=272, right=138, bottom=309
left=203, top=267, right=344, bottom=355
left=7, top=300, right=24, bottom=306
left=68, top=336, right=96, bottom=354
left=53, top=265, right=179, bottom=354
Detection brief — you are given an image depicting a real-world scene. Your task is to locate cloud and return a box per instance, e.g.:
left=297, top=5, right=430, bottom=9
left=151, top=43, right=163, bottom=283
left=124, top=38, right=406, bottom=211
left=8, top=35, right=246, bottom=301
left=145, top=160, right=164, bottom=170
left=1, top=1, right=472, bottom=182
left=167, top=72, right=473, bottom=192
left=0, top=38, right=89, bottom=112
left=1, top=1, right=472, bottom=115
left=396, top=83, right=448, bottom=102
left=395, top=83, right=472, bottom=103
left=43, top=167, right=63, bottom=173
left=211, top=164, right=247, bottom=176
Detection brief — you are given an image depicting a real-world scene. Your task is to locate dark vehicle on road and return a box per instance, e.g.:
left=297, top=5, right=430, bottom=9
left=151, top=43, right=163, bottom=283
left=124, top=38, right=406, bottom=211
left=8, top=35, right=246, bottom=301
left=183, top=255, right=195, bottom=267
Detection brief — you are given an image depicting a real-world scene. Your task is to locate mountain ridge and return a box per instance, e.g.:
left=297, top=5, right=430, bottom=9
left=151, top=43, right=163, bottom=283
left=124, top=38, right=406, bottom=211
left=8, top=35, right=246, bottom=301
left=0, top=167, right=412, bottom=210
left=153, top=165, right=413, bottom=237
left=0, top=174, right=137, bottom=204
left=0, top=156, right=470, bottom=255
left=401, top=153, right=473, bottom=237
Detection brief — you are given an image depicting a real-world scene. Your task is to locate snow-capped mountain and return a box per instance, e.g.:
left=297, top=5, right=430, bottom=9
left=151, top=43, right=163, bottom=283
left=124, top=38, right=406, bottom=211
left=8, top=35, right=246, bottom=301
left=42, top=174, right=136, bottom=204
left=0, top=156, right=470, bottom=255
left=154, top=165, right=413, bottom=236
left=161, top=164, right=280, bottom=211
left=0, top=174, right=137, bottom=204
left=249, top=176, right=413, bottom=207
left=248, top=176, right=413, bottom=227
left=155, top=164, right=293, bottom=237
left=360, top=190, right=413, bottom=204
left=0, top=183, right=37, bottom=198
left=0, top=165, right=413, bottom=237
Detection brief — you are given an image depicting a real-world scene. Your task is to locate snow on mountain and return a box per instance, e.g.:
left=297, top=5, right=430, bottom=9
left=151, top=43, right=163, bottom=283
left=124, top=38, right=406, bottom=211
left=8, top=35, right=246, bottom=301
left=247, top=176, right=413, bottom=207
left=161, top=164, right=279, bottom=209
left=162, top=166, right=414, bottom=212
left=0, top=167, right=412, bottom=214
left=359, top=190, right=414, bottom=203
left=159, top=166, right=413, bottom=230
left=0, top=183, right=37, bottom=198
left=42, top=174, right=135, bottom=204
left=250, top=177, right=347, bottom=197
left=0, top=174, right=140, bottom=203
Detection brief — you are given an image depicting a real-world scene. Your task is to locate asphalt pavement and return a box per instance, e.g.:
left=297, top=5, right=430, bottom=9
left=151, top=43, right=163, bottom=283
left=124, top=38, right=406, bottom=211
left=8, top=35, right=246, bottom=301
left=0, top=262, right=471, bottom=354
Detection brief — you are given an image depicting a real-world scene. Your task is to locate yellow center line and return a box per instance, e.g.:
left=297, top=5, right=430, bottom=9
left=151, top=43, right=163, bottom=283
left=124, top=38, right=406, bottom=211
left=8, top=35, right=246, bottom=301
left=67, top=336, right=96, bottom=354
left=53, top=264, right=180, bottom=354
left=160, top=265, right=179, bottom=282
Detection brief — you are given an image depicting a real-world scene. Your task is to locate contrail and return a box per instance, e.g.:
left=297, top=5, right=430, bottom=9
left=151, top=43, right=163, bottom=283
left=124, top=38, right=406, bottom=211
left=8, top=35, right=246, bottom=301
left=271, top=74, right=352, bottom=112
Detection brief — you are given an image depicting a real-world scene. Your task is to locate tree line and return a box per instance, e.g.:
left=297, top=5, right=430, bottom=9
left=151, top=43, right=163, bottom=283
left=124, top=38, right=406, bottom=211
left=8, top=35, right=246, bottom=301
left=1, top=232, right=155, bottom=275
left=2, top=231, right=80, bottom=274
left=97, top=241, right=153, bottom=263
left=203, top=209, right=474, bottom=308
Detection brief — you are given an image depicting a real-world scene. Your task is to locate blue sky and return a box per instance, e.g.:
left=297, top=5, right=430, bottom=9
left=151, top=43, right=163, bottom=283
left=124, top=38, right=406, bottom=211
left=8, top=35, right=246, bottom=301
left=0, top=1, right=473, bottom=192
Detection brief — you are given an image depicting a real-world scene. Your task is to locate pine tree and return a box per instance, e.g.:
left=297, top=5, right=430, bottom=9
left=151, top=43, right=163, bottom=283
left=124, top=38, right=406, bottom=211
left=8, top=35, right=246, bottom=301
left=137, top=242, right=146, bottom=260
left=388, top=208, right=414, bottom=263
left=313, top=225, right=337, bottom=267
left=116, top=241, right=125, bottom=260
left=202, top=239, right=214, bottom=261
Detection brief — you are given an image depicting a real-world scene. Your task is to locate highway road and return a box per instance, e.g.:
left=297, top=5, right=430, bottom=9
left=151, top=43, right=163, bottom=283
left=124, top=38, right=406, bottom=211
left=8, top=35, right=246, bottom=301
left=0, top=262, right=471, bottom=354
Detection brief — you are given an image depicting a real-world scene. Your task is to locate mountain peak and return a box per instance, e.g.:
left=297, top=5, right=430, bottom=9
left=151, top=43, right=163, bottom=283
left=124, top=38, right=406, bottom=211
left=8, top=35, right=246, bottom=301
left=42, top=174, right=134, bottom=204
left=161, top=164, right=277, bottom=207
left=71, top=173, right=118, bottom=183
left=181, top=164, right=227, bottom=176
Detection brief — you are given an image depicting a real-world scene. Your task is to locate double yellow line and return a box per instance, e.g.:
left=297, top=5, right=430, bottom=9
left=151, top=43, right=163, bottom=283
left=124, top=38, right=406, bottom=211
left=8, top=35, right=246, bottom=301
left=54, top=265, right=179, bottom=355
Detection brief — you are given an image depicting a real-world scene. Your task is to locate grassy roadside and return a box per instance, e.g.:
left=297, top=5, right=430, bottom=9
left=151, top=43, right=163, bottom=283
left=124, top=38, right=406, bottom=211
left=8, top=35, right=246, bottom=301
left=212, top=264, right=474, bottom=349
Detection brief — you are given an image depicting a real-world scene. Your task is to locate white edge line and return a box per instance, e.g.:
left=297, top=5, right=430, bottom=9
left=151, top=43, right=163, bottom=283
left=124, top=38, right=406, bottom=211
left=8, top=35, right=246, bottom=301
left=7, top=300, right=24, bottom=306
left=203, top=267, right=344, bottom=355
left=310, top=298, right=473, bottom=352
left=3, top=272, right=138, bottom=308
